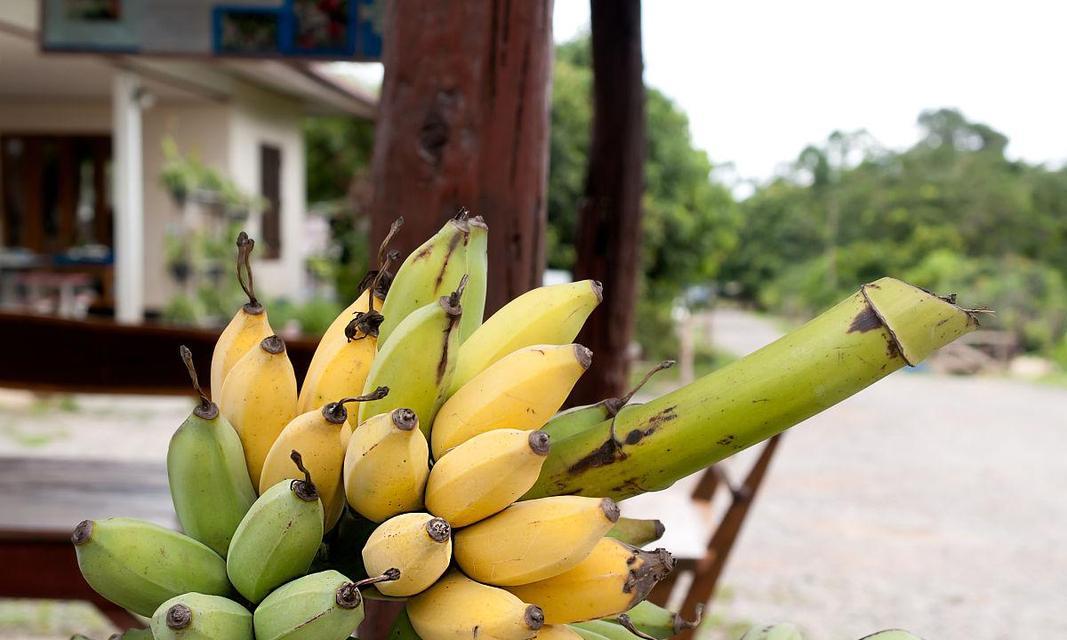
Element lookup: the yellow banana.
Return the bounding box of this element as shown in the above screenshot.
[361,512,452,597]
[357,280,466,432]
[431,344,590,457]
[506,538,674,624]
[535,626,585,640]
[458,215,488,343]
[378,213,473,346]
[453,496,620,586]
[343,408,429,522]
[219,335,298,489]
[407,570,545,640]
[424,429,551,527]
[259,388,387,529]
[211,232,273,395]
[450,280,602,393]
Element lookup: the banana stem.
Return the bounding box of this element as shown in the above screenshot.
[235,232,262,313]
[354,568,402,588]
[322,387,390,424]
[526,278,980,501]
[606,360,676,415]
[289,450,319,501]
[179,345,217,420]
[618,615,659,640]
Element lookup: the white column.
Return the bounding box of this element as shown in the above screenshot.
[112,71,145,324]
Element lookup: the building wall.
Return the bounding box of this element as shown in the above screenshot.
[227,80,307,303]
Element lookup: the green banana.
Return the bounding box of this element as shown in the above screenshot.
[606,518,665,548]
[227,451,325,603]
[527,279,978,500]
[573,621,643,640]
[571,628,612,640]
[71,517,230,617]
[610,601,699,639]
[358,278,466,431]
[150,593,252,640]
[168,346,257,557]
[542,361,673,442]
[252,569,399,640]
[378,212,473,346]
[738,623,803,640]
[107,630,153,639]
[459,215,488,343]
[858,632,924,640]
[389,608,422,640]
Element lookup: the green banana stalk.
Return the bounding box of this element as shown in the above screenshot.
[252,569,399,640]
[858,631,924,640]
[610,601,699,639]
[527,278,978,500]
[150,593,252,640]
[543,360,674,442]
[378,212,473,346]
[605,518,666,547]
[168,346,257,557]
[739,624,804,640]
[227,451,325,603]
[72,517,230,617]
[358,278,466,431]
[459,215,489,343]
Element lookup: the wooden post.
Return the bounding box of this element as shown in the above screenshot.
[369,0,554,318]
[570,0,646,403]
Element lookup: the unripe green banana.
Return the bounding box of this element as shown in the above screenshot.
[107,630,153,640]
[388,608,421,640]
[150,593,252,640]
[572,621,643,640]
[378,213,473,346]
[362,513,452,596]
[357,279,466,431]
[458,215,488,343]
[168,346,256,557]
[738,623,804,640]
[453,496,619,586]
[570,628,611,640]
[253,569,399,640]
[450,280,602,393]
[857,632,923,640]
[72,517,230,617]
[609,601,698,639]
[542,361,673,443]
[536,626,585,640]
[227,451,325,603]
[605,518,666,548]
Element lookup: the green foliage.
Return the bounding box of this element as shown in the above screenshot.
[548,36,741,354]
[721,108,1067,356]
[266,297,345,338]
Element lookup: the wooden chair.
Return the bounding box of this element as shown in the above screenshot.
[647,434,783,640]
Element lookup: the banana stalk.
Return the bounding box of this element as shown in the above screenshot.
[527,278,979,501]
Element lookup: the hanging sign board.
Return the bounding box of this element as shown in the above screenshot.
[40,0,383,61]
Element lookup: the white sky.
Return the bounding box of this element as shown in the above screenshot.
[553,0,1067,185]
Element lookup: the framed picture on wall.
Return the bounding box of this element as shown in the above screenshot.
[282,0,356,57]
[213,6,283,56]
[41,0,142,52]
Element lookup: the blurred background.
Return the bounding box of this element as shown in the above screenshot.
[0,1,1065,639]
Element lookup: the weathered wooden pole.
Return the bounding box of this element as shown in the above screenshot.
[369,0,554,318]
[570,0,646,403]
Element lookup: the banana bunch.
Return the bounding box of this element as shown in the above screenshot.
[71,223,685,640]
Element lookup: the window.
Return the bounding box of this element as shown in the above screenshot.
[259,143,282,259]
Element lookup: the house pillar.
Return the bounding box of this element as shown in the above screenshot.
[112,71,145,324]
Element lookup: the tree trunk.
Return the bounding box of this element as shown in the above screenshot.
[570,0,646,403]
[369,0,554,318]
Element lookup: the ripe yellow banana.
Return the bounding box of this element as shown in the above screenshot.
[407,570,545,640]
[431,344,590,457]
[378,213,473,346]
[458,215,488,343]
[219,335,297,489]
[71,517,230,617]
[361,512,452,597]
[150,593,252,640]
[506,538,674,624]
[535,626,585,640]
[253,569,399,640]
[259,388,387,530]
[211,232,273,395]
[453,496,620,586]
[167,346,256,557]
[450,280,602,393]
[357,280,465,432]
[227,452,325,603]
[343,408,429,522]
[424,429,551,527]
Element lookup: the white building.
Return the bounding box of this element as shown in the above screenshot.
[0,1,375,322]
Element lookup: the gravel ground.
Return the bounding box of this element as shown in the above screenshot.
[1,308,1064,639]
